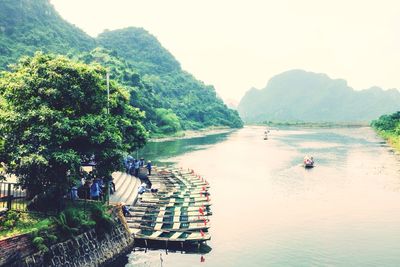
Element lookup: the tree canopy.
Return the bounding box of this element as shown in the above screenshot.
[371,112,400,134]
[0,53,147,199]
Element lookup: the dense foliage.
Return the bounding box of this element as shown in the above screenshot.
[371,112,400,132]
[0,1,243,135]
[238,69,400,123]
[0,53,147,202]
[371,111,400,151]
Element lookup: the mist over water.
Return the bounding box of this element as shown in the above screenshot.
[119,126,400,266]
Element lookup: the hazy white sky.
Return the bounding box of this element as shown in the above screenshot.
[50,0,400,103]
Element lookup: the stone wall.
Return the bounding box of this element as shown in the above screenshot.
[0,233,36,266]
[0,207,134,267]
[24,223,133,267]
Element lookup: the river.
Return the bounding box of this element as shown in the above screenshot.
[115,126,400,266]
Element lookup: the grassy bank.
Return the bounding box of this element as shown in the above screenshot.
[0,212,52,239]
[375,131,400,152]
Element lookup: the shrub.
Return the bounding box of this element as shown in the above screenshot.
[30,224,58,253]
[53,207,95,239]
[90,204,115,237]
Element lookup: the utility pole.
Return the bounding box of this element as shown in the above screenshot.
[106,71,110,204]
[106,71,110,114]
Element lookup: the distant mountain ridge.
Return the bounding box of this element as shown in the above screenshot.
[0,0,242,133]
[238,69,400,123]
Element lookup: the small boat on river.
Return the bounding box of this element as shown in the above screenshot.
[303,156,314,168]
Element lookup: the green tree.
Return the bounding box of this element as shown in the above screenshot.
[0,53,147,208]
[155,108,181,134]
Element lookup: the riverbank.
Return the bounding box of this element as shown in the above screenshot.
[371,112,400,153]
[149,126,235,142]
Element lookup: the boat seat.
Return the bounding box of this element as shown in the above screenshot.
[172,222,180,230]
[149,231,163,238]
[169,232,183,240]
[186,232,201,240]
[154,223,163,230]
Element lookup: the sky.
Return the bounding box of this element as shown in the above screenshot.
[50,0,400,104]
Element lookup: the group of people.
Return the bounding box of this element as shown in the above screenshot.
[70,170,116,201]
[69,155,154,204]
[124,156,152,177]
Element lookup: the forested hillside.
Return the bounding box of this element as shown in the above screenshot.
[97,28,243,131]
[238,70,400,123]
[0,0,242,135]
[0,0,95,69]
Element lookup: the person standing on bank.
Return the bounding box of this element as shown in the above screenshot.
[134,159,140,177]
[90,179,101,200]
[146,160,152,176]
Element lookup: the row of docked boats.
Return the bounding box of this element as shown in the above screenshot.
[126,167,212,247]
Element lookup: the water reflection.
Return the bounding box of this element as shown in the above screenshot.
[138,132,231,165]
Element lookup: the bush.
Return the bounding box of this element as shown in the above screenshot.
[52,203,114,239]
[0,210,20,231]
[53,207,95,239]
[30,224,58,253]
[90,204,114,237]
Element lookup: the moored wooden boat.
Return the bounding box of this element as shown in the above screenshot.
[130,228,211,244]
[128,220,210,232]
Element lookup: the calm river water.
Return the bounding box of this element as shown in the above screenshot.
[116,126,400,266]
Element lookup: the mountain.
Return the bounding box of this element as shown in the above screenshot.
[0,0,242,134]
[97,27,243,130]
[238,70,400,123]
[0,0,95,69]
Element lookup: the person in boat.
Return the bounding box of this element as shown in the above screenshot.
[138,182,150,194]
[303,156,314,166]
[122,204,131,217]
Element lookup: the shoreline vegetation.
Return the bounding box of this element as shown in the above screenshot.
[376,131,400,153]
[371,112,400,153]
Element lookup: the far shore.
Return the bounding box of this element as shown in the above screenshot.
[149,127,236,142]
[248,121,370,128]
